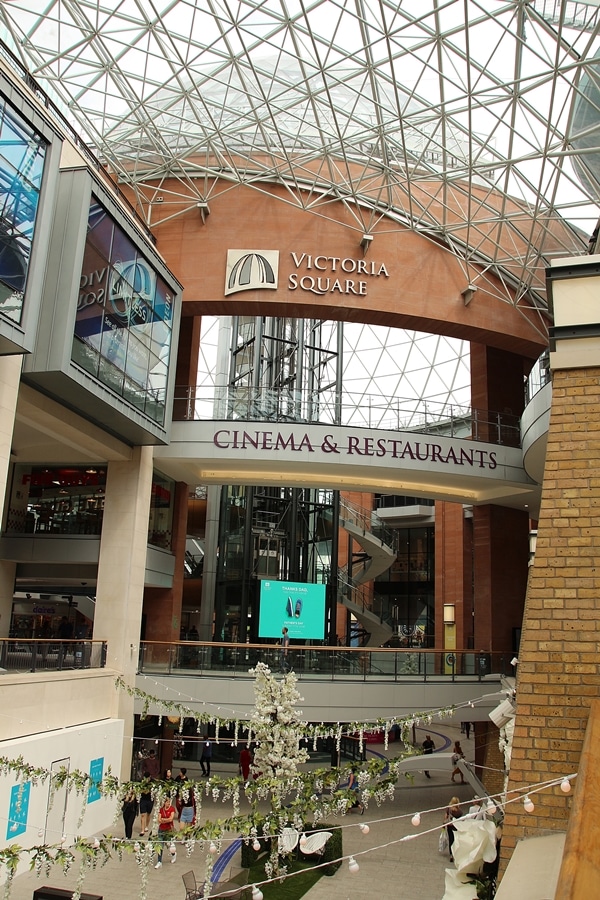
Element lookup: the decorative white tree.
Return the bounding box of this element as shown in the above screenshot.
[249,662,309,780]
[247,662,310,878]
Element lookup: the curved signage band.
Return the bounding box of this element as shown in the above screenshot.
[155,419,540,511]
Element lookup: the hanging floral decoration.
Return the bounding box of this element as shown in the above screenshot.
[0,665,498,900]
[116,674,463,744]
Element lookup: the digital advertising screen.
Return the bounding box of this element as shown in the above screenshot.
[258,580,326,640]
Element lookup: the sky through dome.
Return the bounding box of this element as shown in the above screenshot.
[2,0,600,410]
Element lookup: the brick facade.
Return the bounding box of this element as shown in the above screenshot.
[501,366,600,863]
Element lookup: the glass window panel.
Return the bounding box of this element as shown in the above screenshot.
[0,98,47,323]
[123,329,150,385]
[148,355,168,396]
[76,242,111,353]
[99,308,128,368]
[86,202,115,259]
[98,351,125,394]
[71,335,100,378]
[72,197,175,423]
[154,276,174,326]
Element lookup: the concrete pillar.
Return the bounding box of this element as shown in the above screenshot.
[93,446,153,779]
[0,356,22,637]
[435,501,472,650]
[0,561,16,638]
[469,343,531,656]
[501,256,600,867]
[199,485,221,641]
[0,355,21,512]
[472,504,529,655]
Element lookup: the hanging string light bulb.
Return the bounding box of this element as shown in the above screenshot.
[348,856,360,874]
[252,885,263,900]
[411,813,421,827]
[359,823,370,835]
[523,796,535,813]
[560,778,571,794]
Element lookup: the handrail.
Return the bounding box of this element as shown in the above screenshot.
[0,638,107,673]
[339,495,397,555]
[172,384,521,447]
[138,640,510,681]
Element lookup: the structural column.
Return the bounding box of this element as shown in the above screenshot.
[470,343,531,656]
[501,256,600,865]
[0,356,22,636]
[93,446,153,778]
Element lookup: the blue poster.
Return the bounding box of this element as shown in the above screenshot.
[6,782,30,839]
[88,757,104,803]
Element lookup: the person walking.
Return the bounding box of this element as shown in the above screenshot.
[444,796,463,863]
[200,737,212,777]
[422,734,435,778]
[348,766,364,814]
[178,785,195,828]
[280,627,290,672]
[451,740,466,784]
[141,748,160,780]
[121,790,138,840]
[239,745,253,784]
[154,798,177,868]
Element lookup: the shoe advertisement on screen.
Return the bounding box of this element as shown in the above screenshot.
[258,580,326,639]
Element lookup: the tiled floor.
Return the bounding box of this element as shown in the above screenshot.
[7,725,476,900]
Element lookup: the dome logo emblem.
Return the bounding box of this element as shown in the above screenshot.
[225,250,279,296]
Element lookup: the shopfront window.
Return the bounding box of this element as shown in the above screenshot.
[148,471,174,549]
[6,465,106,535]
[0,96,46,324]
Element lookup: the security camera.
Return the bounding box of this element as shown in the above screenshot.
[489,698,516,728]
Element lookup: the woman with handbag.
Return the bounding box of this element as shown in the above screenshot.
[444,796,463,863]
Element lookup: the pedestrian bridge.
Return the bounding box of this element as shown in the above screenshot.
[155,418,541,512]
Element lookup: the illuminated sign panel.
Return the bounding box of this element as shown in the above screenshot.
[72,200,173,424]
[258,580,326,640]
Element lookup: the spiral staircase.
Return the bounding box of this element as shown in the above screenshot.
[338,497,396,647]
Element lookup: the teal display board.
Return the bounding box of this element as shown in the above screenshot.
[6,782,30,839]
[258,580,326,639]
[88,757,104,803]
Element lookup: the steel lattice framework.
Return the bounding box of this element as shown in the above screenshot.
[2,1,600,331]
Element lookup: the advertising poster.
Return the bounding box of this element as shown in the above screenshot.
[88,757,104,803]
[6,782,30,839]
[258,580,326,640]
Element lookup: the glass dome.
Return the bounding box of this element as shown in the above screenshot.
[1,1,599,310]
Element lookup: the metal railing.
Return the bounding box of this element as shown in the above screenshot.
[173,384,521,446]
[0,639,107,674]
[138,640,510,681]
[337,573,394,630]
[339,495,397,556]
